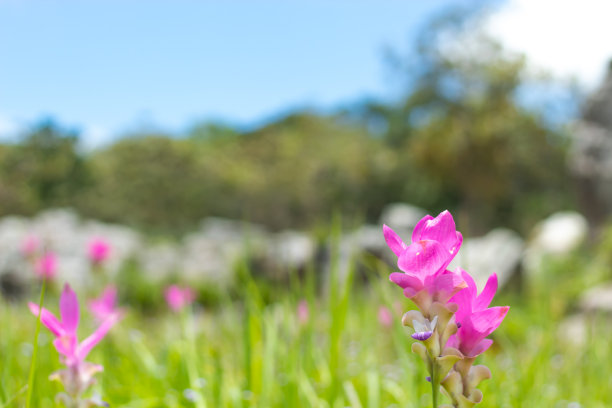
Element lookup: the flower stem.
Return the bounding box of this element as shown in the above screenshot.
[431,359,439,408]
[26,279,47,408]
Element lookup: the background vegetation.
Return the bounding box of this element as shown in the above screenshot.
[0,11,576,236]
[2,229,611,407]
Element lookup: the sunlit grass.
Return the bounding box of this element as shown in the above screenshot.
[1,249,610,407]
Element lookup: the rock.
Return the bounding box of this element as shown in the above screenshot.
[529,212,588,254]
[448,228,524,290]
[579,283,612,313]
[198,217,269,246]
[179,217,270,285]
[138,243,181,284]
[523,212,588,275]
[558,314,588,347]
[180,234,239,286]
[267,230,315,271]
[352,224,386,255]
[380,203,427,232]
[560,281,612,347]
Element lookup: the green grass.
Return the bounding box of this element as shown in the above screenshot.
[1,249,611,407]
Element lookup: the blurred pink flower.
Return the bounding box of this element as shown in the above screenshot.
[297,300,309,325]
[29,284,119,400]
[378,306,393,328]
[29,284,119,367]
[35,252,57,280]
[89,285,123,322]
[164,285,196,311]
[88,238,110,265]
[446,271,509,357]
[21,235,40,258]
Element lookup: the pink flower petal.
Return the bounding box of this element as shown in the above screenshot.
[59,284,79,334]
[470,306,509,337]
[29,302,63,337]
[403,286,420,298]
[383,225,407,257]
[53,334,78,361]
[35,252,57,279]
[446,333,459,349]
[412,211,462,255]
[411,215,434,243]
[458,306,509,354]
[165,285,196,311]
[449,269,478,322]
[77,314,119,362]
[426,269,466,304]
[467,338,494,357]
[474,273,498,312]
[389,272,423,291]
[397,240,449,280]
[89,285,118,321]
[88,238,111,264]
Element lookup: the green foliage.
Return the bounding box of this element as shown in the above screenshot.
[0,120,91,216]
[81,135,209,234]
[3,250,611,407]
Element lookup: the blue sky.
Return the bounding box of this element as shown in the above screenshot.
[0,0,464,145]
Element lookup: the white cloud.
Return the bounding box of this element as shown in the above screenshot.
[485,0,612,88]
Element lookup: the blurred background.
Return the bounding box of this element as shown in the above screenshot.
[0,0,612,407]
[1,0,610,286]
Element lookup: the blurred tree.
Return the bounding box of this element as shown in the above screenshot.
[187,121,240,142]
[81,134,212,234]
[0,120,90,216]
[356,8,574,233]
[193,113,391,229]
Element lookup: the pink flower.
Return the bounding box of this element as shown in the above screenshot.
[35,252,57,280]
[28,284,119,367]
[21,235,40,258]
[446,271,509,357]
[297,300,310,325]
[385,211,466,304]
[88,285,123,322]
[164,285,196,311]
[88,238,110,265]
[378,306,393,328]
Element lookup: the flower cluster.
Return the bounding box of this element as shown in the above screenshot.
[384,210,508,407]
[29,284,120,407]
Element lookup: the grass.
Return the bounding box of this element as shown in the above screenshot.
[1,244,611,407]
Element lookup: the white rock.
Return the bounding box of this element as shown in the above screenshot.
[379,203,427,232]
[579,283,612,313]
[558,314,588,347]
[523,211,588,275]
[267,230,315,270]
[138,243,181,283]
[529,212,588,254]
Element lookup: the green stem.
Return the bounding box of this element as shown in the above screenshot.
[182,308,206,408]
[431,358,439,408]
[26,279,47,408]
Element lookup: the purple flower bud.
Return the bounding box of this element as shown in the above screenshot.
[426,376,431,382]
[411,330,433,341]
